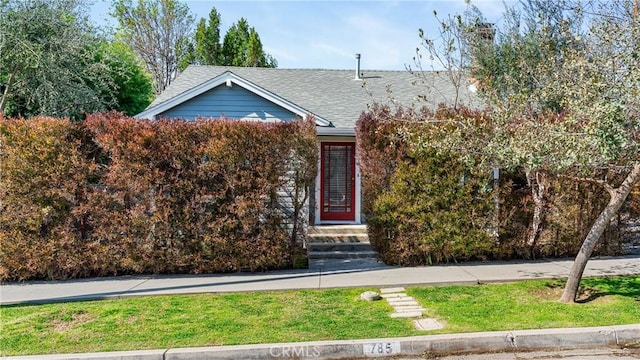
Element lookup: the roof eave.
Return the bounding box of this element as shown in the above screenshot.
[317,127,355,136]
[134,71,332,127]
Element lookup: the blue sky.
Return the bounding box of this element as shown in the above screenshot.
[90,0,512,70]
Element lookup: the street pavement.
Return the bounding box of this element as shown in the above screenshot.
[1,255,639,305]
[434,348,640,359]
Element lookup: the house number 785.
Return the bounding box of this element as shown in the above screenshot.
[363,342,401,356]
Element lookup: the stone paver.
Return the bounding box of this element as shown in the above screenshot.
[386,295,413,301]
[380,293,408,298]
[391,310,424,318]
[414,317,445,331]
[381,286,445,330]
[381,287,425,319]
[387,299,420,307]
[380,287,406,294]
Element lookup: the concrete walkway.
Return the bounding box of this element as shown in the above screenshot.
[2,255,639,305]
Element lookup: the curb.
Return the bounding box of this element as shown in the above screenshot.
[3,324,639,360]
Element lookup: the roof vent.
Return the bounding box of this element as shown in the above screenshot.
[355,53,361,80]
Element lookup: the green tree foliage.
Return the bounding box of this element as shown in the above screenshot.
[221,18,277,68]
[472,0,640,303]
[176,8,222,71]
[0,0,115,119]
[111,0,195,94]
[95,41,154,116]
[418,0,640,302]
[469,0,586,113]
[195,8,222,66]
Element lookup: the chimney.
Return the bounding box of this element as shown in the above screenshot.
[355,53,361,80]
[475,22,495,42]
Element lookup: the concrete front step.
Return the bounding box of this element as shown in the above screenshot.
[307,225,377,265]
[307,233,370,243]
[308,242,373,252]
[308,257,388,271]
[308,250,378,259]
[308,225,368,235]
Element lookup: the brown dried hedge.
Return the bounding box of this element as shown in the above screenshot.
[0,113,317,281]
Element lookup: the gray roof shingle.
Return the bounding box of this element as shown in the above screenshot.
[147,65,479,128]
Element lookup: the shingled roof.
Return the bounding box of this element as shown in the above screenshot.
[141,65,479,128]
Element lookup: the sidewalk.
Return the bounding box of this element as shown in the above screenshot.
[2,255,639,305]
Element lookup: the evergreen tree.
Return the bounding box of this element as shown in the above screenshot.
[219,17,277,67]
[195,8,222,65]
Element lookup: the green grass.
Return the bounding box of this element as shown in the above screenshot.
[1,276,639,356]
[0,288,417,356]
[408,276,640,334]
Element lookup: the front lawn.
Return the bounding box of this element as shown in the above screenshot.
[1,276,638,356]
[409,276,640,334]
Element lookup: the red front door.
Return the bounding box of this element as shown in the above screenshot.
[320,142,356,221]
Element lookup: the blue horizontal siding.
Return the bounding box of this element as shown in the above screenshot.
[158,84,299,122]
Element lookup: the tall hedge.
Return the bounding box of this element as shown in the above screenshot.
[357,106,496,265]
[497,170,621,259]
[356,105,626,266]
[0,116,101,280]
[0,113,317,280]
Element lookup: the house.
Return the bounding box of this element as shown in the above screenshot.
[135,55,477,226]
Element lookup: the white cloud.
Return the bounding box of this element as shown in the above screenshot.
[264,46,299,64]
[312,43,354,60]
[340,11,421,69]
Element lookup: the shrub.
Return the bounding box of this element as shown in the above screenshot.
[0,117,106,280]
[85,113,317,274]
[357,106,496,265]
[356,105,627,266]
[0,113,317,281]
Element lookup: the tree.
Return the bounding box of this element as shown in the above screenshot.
[111,0,195,94]
[176,8,222,72]
[0,0,116,119]
[96,40,154,116]
[418,0,640,303]
[221,18,277,68]
[473,0,588,253]
[552,0,640,303]
[195,8,222,66]
[411,6,484,111]
[475,0,640,303]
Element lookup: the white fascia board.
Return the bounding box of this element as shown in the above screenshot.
[135,71,332,127]
[316,127,355,136]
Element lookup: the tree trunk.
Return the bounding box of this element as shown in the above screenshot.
[525,169,546,253]
[0,67,18,115]
[560,163,640,303]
